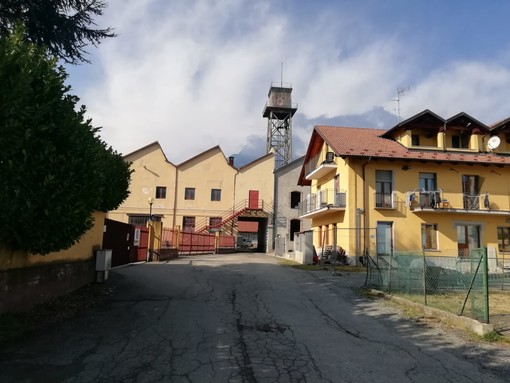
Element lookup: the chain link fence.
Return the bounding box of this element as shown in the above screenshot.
[366,248,490,323]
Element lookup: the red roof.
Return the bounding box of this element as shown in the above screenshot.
[315,125,510,165]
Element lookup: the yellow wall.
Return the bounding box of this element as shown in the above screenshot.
[108,143,275,232]
[175,148,237,228]
[306,138,510,258]
[235,155,275,209]
[0,211,105,271]
[362,160,510,255]
[108,143,177,227]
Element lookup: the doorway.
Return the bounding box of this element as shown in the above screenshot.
[376,222,393,256]
[457,224,480,258]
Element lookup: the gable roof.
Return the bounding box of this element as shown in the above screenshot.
[177,145,226,168]
[298,123,510,185]
[381,109,490,139]
[123,141,174,165]
[237,152,275,172]
[445,112,490,134]
[490,116,510,132]
[381,109,445,139]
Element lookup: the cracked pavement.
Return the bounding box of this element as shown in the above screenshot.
[1,253,509,382]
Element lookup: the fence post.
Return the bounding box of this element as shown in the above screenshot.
[387,253,392,294]
[482,247,490,323]
[422,248,428,306]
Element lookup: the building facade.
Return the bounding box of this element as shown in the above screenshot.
[273,156,311,255]
[298,109,510,266]
[108,142,275,252]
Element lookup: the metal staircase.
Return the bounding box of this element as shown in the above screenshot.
[195,199,269,234]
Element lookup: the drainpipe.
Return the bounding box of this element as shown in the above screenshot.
[272,169,277,252]
[172,166,178,228]
[356,208,364,265]
[232,164,240,239]
[360,157,371,260]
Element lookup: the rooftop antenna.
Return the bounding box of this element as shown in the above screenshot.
[392,86,410,123]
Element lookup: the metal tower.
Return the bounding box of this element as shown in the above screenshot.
[263,83,297,169]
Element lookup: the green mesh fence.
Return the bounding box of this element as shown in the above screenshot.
[366,249,489,323]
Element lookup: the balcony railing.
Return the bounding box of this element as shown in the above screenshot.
[304,151,336,180]
[299,189,346,217]
[408,189,508,213]
[375,191,397,209]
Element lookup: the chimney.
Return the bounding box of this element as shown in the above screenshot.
[228,156,235,166]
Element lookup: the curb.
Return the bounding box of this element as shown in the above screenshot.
[370,289,494,336]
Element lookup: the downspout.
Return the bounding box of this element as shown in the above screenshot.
[232,169,238,237]
[172,166,178,228]
[272,169,277,253]
[359,157,372,260]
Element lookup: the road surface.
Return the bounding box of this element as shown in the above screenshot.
[1,253,509,382]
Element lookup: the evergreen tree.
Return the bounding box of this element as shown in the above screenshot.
[0,0,115,64]
[0,29,130,254]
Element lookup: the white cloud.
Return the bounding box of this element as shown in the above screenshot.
[69,0,510,163]
[402,62,510,124]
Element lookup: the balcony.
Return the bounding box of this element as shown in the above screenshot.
[375,191,397,209]
[304,152,336,180]
[298,189,346,219]
[407,189,510,215]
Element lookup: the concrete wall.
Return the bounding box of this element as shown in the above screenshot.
[274,157,311,254]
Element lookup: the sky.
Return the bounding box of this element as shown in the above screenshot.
[65,0,510,166]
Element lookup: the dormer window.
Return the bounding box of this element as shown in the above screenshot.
[411,134,420,146]
[452,134,469,149]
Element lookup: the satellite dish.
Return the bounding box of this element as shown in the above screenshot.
[487,136,501,150]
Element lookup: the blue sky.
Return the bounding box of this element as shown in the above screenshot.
[65,0,510,165]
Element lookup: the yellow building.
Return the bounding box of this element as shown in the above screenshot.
[108,142,275,252]
[298,109,510,265]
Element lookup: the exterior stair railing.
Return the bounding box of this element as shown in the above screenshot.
[195,199,269,233]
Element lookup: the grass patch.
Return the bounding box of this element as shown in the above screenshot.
[278,259,366,273]
[0,283,114,343]
[469,330,510,345]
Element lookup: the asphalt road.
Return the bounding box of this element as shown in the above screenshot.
[1,253,509,382]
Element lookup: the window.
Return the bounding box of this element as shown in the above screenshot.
[411,134,420,146]
[290,191,301,209]
[155,186,166,199]
[128,215,161,225]
[184,187,195,200]
[209,217,222,231]
[452,134,469,148]
[421,224,438,250]
[290,219,301,241]
[375,170,393,208]
[497,227,510,251]
[211,189,221,201]
[183,216,195,232]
